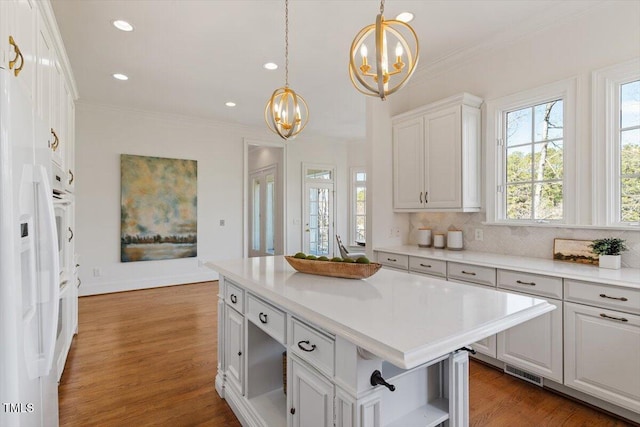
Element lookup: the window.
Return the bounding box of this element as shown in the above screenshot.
[505,100,564,220]
[618,80,639,224]
[593,59,640,227]
[350,168,366,245]
[486,78,576,224]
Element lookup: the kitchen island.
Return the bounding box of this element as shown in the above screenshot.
[208,256,554,427]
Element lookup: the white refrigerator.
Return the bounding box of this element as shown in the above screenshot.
[0,65,60,426]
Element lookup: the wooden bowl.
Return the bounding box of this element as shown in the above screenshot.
[284,256,382,279]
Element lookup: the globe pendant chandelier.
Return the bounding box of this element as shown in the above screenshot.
[349,0,419,100]
[265,0,309,140]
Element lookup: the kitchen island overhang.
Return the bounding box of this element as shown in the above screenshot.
[208,256,555,427]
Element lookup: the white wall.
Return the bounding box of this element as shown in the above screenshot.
[77,103,353,295]
[77,103,281,295]
[367,1,640,267]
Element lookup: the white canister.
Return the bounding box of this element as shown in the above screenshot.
[433,234,445,249]
[447,230,463,250]
[417,228,432,247]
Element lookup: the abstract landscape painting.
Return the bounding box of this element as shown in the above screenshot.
[121,154,197,262]
[553,238,598,265]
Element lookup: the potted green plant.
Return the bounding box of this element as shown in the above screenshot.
[590,238,627,269]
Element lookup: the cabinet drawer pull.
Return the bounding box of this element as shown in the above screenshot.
[425,191,428,204]
[68,170,74,185]
[461,271,476,276]
[419,191,423,204]
[297,340,316,352]
[258,312,268,324]
[51,129,60,151]
[516,280,536,286]
[68,227,73,242]
[290,408,296,415]
[600,313,628,322]
[8,36,24,77]
[230,294,237,304]
[599,294,628,302]
[419,263,432,268]
[387,258,397,262]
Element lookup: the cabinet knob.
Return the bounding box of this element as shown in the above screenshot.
[238,351,242,356]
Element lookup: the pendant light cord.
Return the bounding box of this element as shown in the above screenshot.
[285,0,289,87]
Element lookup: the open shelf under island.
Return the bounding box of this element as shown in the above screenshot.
[207,256,553,427]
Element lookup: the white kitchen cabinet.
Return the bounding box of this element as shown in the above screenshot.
[289,356,333,427]
[497,295,563,383]
[392,93,482,212]
[225,305,245,394]
[3,0,36,103]
[564,301,640,413]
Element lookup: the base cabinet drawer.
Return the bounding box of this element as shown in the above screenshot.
[225,280,245,313]
[498,269,562,299]
[497,296,563,383]
[409,257,447,278]
[565,280,640,315]
[247,294,286,344]
[564,302,640,413]
[290,318,335,378]
[448,262,496,287]
[376,252,409,270]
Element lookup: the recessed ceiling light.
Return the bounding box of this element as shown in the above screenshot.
[225,102,236,107]
[112,20,134,32]
[112,73,129,81]
[396,12,414,23]
[263,62,278,70]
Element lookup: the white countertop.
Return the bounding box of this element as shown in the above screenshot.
[376,246,640,290]
[207,256,554,370]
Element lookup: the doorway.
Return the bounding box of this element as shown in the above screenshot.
[245,140,285,258]
[302,164,335,257]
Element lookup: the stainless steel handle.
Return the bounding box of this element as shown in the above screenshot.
[387,258,397,262]
[461,271,476,276]
[600,313,628,322]
[516,280,536,286]
[599,294,628,302]
[420,263,432,268]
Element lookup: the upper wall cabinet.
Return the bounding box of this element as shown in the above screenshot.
[392,93,482,212]
[2,0,37,102]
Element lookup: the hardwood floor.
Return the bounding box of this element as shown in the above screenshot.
[59,282,634,426]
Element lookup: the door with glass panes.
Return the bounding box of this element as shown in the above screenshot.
[249,165,277,257]
[302,165,335,257]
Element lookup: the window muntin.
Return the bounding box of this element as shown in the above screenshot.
[619,80,640,224]
[504,100,564,221]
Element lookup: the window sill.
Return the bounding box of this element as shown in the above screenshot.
[482,221,640,231]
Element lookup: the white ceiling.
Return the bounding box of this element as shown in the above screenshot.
[51,0,601,140]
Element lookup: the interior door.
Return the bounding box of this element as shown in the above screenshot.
[303,181,334,257]
[249,166,277,257]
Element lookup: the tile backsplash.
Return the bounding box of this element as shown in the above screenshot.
[410,213,640,268]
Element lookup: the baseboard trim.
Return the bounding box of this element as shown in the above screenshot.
[78,271,217,296]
